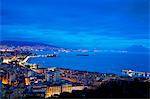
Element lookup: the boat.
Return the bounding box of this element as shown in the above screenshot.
[76,54,89,56]
[47,54,57,57]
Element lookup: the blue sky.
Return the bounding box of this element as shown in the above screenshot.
[1,0,149,49]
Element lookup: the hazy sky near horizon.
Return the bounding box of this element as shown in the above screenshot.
[1,0,149,49]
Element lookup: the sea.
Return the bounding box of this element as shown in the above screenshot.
[28,51,150,75]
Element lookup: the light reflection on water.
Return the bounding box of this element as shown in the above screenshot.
[28,51,150,75]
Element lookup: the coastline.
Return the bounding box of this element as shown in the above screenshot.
[1,50,150,98]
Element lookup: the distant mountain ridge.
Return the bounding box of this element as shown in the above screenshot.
[0,41,149,52]
[0,40,57,48]
[125,45,149,52]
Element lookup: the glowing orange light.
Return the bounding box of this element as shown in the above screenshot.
[25,78,30,85]
[2,77,9,84]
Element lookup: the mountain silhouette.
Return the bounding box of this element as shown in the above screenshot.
[0,40,57,48]
[126,45,149,52]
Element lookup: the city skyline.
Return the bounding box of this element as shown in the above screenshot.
[1,0,149,49]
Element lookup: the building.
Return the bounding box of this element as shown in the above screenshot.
[46,71,61,84]
[46,84,87,98]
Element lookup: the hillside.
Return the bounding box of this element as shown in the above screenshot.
[0,40,57,48]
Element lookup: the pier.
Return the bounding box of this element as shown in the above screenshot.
[122,70,150,78]
[22,55,48,63]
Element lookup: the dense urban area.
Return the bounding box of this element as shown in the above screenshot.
[0,45,150,98]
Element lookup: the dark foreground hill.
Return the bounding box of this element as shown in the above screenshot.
[56,79,149,98]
